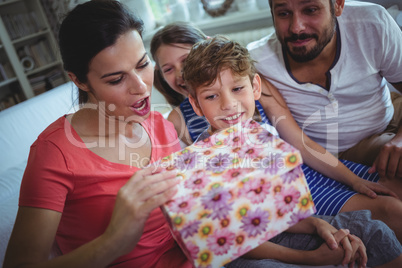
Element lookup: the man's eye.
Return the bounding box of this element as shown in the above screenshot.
[276,11,289,17]
[305,7,318,14]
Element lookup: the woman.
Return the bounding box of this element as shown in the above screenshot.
[3,1,190,267]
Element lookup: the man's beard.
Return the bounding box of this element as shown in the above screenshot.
[282,20,336,63]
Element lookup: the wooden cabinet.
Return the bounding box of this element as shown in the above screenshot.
[0,0,67,110]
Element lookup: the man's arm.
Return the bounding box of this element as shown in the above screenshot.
[258,77,398,197]
[391,82,402,93]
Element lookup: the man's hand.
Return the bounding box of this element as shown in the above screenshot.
[370,136,402,179]
[350,178,399,199]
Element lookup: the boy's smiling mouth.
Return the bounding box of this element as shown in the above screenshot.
[220,112,244,124]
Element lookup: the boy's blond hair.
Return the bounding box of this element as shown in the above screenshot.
[182,35,257,98]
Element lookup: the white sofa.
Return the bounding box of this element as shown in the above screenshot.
[0,82,78,265]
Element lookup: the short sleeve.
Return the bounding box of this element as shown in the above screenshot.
[19,138,74,212]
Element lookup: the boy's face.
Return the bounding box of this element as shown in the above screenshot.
[189,69,261,133]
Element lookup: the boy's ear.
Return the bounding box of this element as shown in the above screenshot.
[252,74,262,100]
[188,94,204,117]
[68,72,90,92]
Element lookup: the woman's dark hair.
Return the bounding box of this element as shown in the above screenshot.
[58,0,144,104]
[150,22,206,107]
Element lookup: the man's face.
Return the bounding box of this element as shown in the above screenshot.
[271,0,336,62]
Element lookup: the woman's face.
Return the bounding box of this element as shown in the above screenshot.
[82,30,154,123]
[155,43,193,97]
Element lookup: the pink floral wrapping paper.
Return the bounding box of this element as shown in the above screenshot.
[158,120,316,268]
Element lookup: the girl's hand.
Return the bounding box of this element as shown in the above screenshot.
[104,166,179,255]
[351,178,398,199]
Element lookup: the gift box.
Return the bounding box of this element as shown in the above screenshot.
[158,119,316,268]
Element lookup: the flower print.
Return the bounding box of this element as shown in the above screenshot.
[258,153,283,175]
[197,209,211,220]
[280,167,301,184]
[286,210,313,226]
[212,138,228,149]
[185,240,200,260]
[222,168,248,182]
[175,150,198,170]
[207,228,236,256]
[239,178,271,204]
[258,230,281,244]
[285,153,300,168]
[169,195,196,214]
[206,153,232,173]
[194,136,214,148]
[223,126,236,136]
[197,249,213,268]
[226,131,246,148]
[256,128,274,144]
[277,141,294,152]
[275,186,301,214]
[172,215,185,228]
[235,204,250,220]
[210,204,232,220]
[184,169,210,190]
[203,149,212,156]
[271,181,283,195]
[199,223,214,238]
[201,187,232,211]
[237,146,262,160]
[180,220,201,239]
[244,119,259,129]
[220,218,230,228]
[232,245,253,259]
[298,194,316,213]
[240,207,270,237]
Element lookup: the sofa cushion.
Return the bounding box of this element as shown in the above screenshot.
[0,82,78,174]
[0,161,26,203]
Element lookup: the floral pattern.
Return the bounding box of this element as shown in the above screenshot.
[158,119,316,268]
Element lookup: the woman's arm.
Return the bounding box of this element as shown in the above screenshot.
[3,167,179,268]
[167,107,193,146]
[259,78,397,198]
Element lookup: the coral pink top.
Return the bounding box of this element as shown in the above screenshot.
[20,112,191,267]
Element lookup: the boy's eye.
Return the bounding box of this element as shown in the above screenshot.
[205,94,216,100]
[233,87,243,92]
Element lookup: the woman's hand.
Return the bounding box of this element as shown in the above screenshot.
[350,178,399,199]
[103,166,179,255]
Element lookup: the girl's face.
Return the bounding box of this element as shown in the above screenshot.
[190,69,261,134]
[73,30,154,123]
[155,43,193,97]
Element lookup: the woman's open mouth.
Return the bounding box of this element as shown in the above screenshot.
[130,96,150,116]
